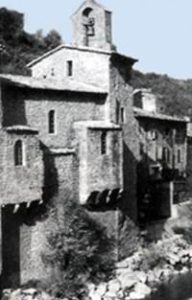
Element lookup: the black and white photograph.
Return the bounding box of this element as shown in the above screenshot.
[0,0,192,299]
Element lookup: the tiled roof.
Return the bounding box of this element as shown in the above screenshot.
[133,107,189,123]
[0,73,107,94]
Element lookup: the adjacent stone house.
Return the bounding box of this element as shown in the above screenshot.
[0,0,188,289]
[133,89,188,220]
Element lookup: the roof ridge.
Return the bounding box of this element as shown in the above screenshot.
[27,44,112,68]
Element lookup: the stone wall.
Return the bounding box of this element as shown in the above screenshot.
[136,118,187,175]
[72,0,113,51]
[133,89,157,113]
[87,129,122,194]
[30,46,110,90]
[2,85,106,149]
[1,85,27,127]
[0,129,43,206]
[74,122,122,205]
[110,56,139,222]
[1,200,58,288]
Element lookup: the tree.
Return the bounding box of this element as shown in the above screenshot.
[42,195,116,299]
[0,7,63,75]
[0,7,24,45]
[45,30,62,50]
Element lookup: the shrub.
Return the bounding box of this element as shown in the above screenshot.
[42,195,116,299]
[118,213,141,260]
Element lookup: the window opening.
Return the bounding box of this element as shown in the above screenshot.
[48,110,55,134]
[82,7,95,46]
[120,107,125,123]
[147,129,157,141]
[177,149,181,163]
[51,68,55,77]
[101,131,107,155]
[14,140,24,166]
[163,147,170,164]
[67,60,73,77]
[116,100,120,124]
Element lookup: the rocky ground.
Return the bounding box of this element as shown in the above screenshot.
[87,235,192,300]
[4,202,192,300]
[3,235,192,300]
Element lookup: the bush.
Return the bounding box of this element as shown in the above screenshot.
[42,195,116,299]
[118,213,141,260]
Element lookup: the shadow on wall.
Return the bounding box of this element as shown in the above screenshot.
[137,154,172,221]
[121,142,138,222]
[1,200,51,291]
[1,143,59,291]
[40,142,58,203]
[136,154,173,242]
[2,86,27,127]
[1,205,21,289]
[86,188,123,211]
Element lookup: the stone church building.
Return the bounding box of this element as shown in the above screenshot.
[0,0,188,288]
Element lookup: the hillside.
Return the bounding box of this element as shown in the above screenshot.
[0,7,62,75]
[131,70,192,118]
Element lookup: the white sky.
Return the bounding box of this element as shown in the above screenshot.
[0,0,192,79]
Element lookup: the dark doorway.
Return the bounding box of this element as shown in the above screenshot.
[1,205,20,289]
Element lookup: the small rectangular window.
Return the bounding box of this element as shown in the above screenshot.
[116,100,120,124]
[120,107,125,123]
[177,149,181,163]
[48,110,55,134]
[163,147,170,164]
[15,140,24,166]
[67,60,73,77]
[101,131,107,155]
[140,143,144,156]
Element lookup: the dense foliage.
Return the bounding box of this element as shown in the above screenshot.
[43,196,116,299]
[131,70,192,118]
[0,7,62,75]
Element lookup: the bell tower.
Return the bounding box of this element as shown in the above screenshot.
[71,0,114,51]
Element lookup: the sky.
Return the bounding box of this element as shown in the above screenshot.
[0,0,192,79]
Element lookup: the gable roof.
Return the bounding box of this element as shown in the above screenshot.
[27,43,137,70]
[27,44,111,68]
[0,74,108,94]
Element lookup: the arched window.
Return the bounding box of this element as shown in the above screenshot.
[14,140,23,166]
[48,110,55,134]
[101,131,107,155]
